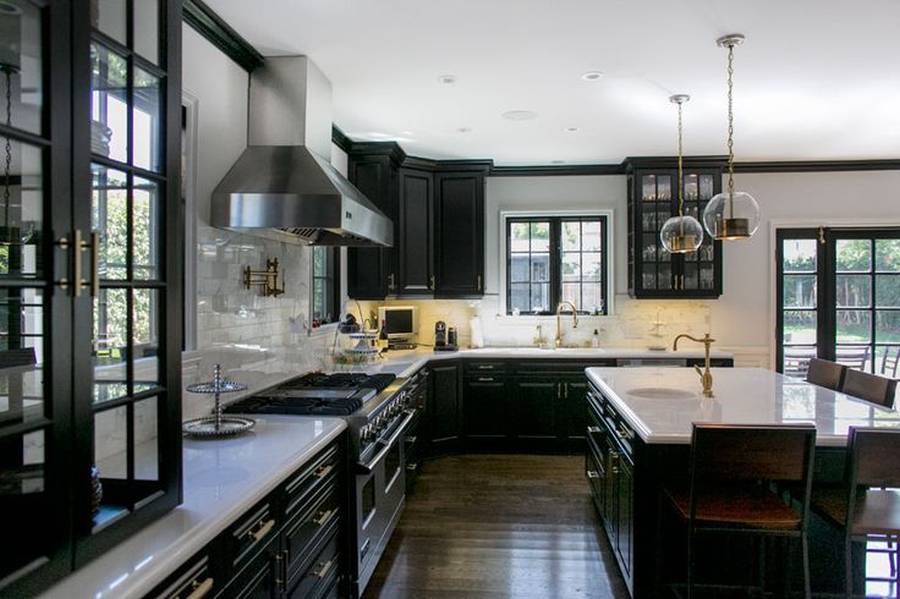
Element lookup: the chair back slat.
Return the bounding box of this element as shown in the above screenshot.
[690,424,816,484]
[842,368,897,409]
[849,428,900,489]
[806,358,846,391]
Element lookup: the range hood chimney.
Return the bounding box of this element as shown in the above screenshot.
[211,56,393,247]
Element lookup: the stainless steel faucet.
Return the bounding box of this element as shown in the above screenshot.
[555,301,579,348]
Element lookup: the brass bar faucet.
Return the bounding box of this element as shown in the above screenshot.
[555,301,579,348]
[673,332,716,397]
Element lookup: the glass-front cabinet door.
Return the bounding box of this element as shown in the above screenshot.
[627,160,724,299]
[0,1,75,593]
[0,0,182,594]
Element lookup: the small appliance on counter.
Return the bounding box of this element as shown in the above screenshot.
[434,321,457,352]
[378,305,418,350]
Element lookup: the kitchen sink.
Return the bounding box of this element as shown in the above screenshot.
[627,387,698,400]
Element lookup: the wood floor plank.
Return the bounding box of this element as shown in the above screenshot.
[362,454,629,599]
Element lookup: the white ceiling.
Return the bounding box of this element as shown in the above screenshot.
[206,0,900,165]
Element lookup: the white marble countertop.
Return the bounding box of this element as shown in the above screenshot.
[346,346,734,379]
[585,367,900,446]
[40,416,346,599]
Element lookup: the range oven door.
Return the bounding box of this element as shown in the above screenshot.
[354,410,414,595]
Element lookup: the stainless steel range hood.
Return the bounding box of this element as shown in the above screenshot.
[211,56,393,247]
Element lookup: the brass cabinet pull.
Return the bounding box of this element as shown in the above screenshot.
[274,551,284,590]
[249,518,275,542]
[564,384,569,399]
[88,232,99,297]
[388,273,396,290]
[59,229,99,297]
[315,464,334,479]
[609,452,620,475]
[556,384,561,399]
[586,470,601,480]
[312,557,336,579]
[312,508,335,527]
[586,426,602,434]
[477,376,494,382]
[185,577,214,599]
[429,275,435,289]
[476,274,482,291]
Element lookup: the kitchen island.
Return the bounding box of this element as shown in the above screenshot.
[583,366,900,597]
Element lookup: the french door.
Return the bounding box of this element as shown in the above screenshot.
[776,227,900,381]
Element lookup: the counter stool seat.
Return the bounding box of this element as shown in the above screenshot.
[666,484,803,530]
[812,487,900,536]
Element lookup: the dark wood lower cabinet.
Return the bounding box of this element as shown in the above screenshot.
[148,439,344,599]
[427,362,462,455]
[463,376,509,442]
[513,380,559,447]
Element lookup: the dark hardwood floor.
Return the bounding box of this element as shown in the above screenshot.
[362,454,629,599]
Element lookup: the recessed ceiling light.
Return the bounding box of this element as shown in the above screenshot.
[581,71,604,81]
[502,110,538,121]
[564,127,579,133]
[438,74,457,85]
[457,127,472,133]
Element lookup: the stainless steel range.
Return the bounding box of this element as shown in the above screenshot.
[225,369,427,598]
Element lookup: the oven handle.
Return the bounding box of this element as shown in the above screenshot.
[356,410,416,475]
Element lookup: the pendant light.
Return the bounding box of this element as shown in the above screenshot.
[702,34,760,241]
[660,94,704,254]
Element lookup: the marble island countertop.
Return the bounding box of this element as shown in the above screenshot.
[41,416,347,599]
[585,367,900,446]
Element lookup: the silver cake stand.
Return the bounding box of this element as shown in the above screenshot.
[183,364,255,439]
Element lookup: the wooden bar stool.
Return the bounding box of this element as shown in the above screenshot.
[662,423,816,598]
[841,368,898,409]
[811,427,900,598]
[806,357,847,391]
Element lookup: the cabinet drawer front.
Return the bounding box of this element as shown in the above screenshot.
[284,445,340,517]
[153,555,214,599]
[286,532,340,599]
[229,502,279,570]
[283,484,341,586]
[464,361,506,374]
[216,537,280,599]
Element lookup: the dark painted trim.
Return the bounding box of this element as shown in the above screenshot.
[333,126,900,176]
[733,159,900,173]
[183,0,264,72]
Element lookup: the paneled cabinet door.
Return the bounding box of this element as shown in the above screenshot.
[347,155,396,299]
[433,172,485,298]
[562,379,589,444]
[513,380,559,444]
[615,454,635,582]
[428,364,461,453]
[463,377,508,440]
[398,168,433,295]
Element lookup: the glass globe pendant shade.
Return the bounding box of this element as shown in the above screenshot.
[660,215,704,254]
[702,190,760,240]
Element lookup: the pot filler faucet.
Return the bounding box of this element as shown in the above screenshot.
[555,301,579,348]
[673,332,716,398]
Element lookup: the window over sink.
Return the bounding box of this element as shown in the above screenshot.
[504,214,611,315]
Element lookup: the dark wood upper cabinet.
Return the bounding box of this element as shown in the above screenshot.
[347,154,397,299]
[433,172,485,298]
[625,158,724,299]
[397,168,433,295]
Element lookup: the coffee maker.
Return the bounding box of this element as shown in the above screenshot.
[434,321,458,352]
[434,321,447,348]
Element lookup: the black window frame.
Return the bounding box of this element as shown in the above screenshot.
[506,215,609,316]
[776,226,900,377]
[311,246,340,325]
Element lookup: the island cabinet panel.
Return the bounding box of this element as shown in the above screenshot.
[433,172,486,298]
[397,168,434,295]
[427,362,463,455]
[146,439,345,599]
[561,377,591,447]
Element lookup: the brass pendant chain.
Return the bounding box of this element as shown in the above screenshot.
[725,42,736,216]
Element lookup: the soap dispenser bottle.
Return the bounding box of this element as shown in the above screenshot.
[591,329,600,348]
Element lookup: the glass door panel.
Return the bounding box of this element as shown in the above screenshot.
[777,234,819,375]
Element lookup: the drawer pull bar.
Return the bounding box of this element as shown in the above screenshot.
[315,464,334,479]
[586,426,602,434]
[186,577,214,599]
[249,518,275,542]
[313,508,335,527]
[312,557,337,579]
[586,470,601,480]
